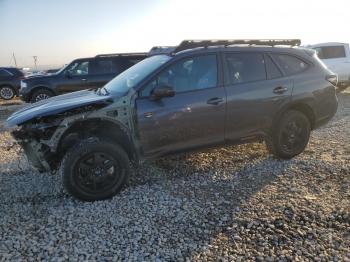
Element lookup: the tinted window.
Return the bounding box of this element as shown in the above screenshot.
[315,46,346,59]
[225,53,266,84]
[0,69,12,77]
[92,59,119,74]
[265,55,283,79]
[142,55,217,96]
[67,61,89,76]
[272,54,308,75]
[121,57,144,70]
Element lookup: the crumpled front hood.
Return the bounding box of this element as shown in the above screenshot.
[6,90,114,127]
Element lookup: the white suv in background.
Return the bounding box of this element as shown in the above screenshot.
[307,42,350,91]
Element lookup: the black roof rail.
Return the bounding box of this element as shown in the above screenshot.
[174,39,301,53]
[95,52,147,58]
[148,46,177,56]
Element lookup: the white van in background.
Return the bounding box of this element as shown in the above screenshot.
[307,42,350,91]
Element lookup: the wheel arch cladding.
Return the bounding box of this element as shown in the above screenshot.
[274,102,316,131]
[57,118,136,162]
[30,86,55,97]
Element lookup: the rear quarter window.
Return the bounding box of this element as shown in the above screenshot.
[272,54,308,76]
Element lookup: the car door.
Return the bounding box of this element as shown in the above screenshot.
[223,52,293,141]
[56,60,91,93]
[135,54,226,157]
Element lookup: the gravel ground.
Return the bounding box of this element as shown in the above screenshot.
[0,93,349,261]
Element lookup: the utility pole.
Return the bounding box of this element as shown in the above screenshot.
[32,56,38,70]
[12,52,18,67]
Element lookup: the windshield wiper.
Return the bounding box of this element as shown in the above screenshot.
[102,87,110,95]
[96,87,110,96]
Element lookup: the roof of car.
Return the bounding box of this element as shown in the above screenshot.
[149,39,305,57]
[0,67,19,70]
[71,53,147,62]
[306,42,349,48]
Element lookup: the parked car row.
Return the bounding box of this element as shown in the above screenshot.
[19,53,147,103]
[1,41,349,103]
[0,67,24,100]
[7,39,338,201]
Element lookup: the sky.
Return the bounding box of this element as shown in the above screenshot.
[1,0,350,69]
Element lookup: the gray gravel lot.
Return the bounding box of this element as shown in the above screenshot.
[0,93,349,261]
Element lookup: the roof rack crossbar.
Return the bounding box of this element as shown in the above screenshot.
[148,46,177,56]
[95,52,147,58]
[174,39,301,53]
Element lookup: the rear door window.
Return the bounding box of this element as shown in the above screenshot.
[140,54,218,96]
[224,53,266,85]
[264,55,283,79]
[314,46,346,59]
[120,57,144,71]
[271,54,308,76]
[92,59,120,74]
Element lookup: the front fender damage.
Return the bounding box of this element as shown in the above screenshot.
[10,98,135,172]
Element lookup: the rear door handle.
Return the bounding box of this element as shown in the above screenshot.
[273,86,288,94]
[81,78,87,81]
[207,97,224,105]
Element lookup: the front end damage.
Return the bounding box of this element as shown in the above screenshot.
[7,89,138,173]
[10,104,108,172]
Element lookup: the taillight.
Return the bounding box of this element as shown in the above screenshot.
[326,74,338,86]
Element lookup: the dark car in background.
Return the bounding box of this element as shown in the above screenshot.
[19,53,146,103]
[0,67,24,100]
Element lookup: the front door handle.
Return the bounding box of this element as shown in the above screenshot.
[207,97,224,105]
[144,112,153,118]
[81,78,87,81]
[273,86,288,94]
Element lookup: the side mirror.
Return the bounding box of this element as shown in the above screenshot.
[151,85,175,100]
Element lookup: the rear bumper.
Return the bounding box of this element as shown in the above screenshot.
[314,93,338,129]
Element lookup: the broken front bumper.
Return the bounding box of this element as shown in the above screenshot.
[20,141,51,172]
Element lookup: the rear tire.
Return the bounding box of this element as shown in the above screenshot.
[266,110,311,159]
[31,89,54,103]
[0,86,16,100]
[60,138,130,201]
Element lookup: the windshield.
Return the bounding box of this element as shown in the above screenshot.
[104,55,171,95]
[56,63,69,75]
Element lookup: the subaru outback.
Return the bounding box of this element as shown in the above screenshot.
[7,39,338,201]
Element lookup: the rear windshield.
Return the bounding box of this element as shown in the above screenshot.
[272,54,308,76]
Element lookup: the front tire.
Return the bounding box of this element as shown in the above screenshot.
[61,139,130,201]
[31,89,53,103]
[0,86,16,100]
[266,110,311,159]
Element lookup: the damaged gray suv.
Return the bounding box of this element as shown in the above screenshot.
[7,40,338,201]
